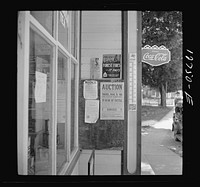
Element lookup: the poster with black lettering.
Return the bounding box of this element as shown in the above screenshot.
[102,54,122,79]
[100,82,124,120]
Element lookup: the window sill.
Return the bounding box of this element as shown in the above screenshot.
[58,147,81,175]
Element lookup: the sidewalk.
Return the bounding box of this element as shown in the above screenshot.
[141,109,182,175]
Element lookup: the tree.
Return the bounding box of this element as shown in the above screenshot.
[142,11,182,107]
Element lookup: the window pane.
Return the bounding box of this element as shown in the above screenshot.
[30,11,54,36]
[71,11,78,58]
[57,51,68,173]
[70,62,76,153]
[58,11,70,51]
[28,29,53,175]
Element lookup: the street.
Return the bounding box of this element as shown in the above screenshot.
[141,109,182,175]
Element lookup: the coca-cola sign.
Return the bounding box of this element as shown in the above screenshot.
[141,45,171,66]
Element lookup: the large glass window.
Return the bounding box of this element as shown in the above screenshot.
[58,11,70,51]
[70,62,76,153]
[30,11,54,36]
[56,51,68,173]
[71,11,78,59]
[19,11,80,175]
[28,29,53,175]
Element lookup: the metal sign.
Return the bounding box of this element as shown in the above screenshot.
[141,45,171,66]
[128,53,137,111]
[102,54,122,79]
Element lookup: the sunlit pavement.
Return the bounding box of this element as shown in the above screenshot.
[141,109,182,175]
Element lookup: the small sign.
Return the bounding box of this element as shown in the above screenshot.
[128,53,137,111]
[85,100,99,123]
[90,58,101,79]
[102,54,122,79]
[35,71,47,103]
[100,82,124,120]
[83,80,98,99]
[141,45,171,66]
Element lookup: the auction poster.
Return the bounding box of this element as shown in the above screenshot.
[102,54,122,79]
[100,82,124,120]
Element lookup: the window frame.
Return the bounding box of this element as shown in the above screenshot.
[17,10,80,175]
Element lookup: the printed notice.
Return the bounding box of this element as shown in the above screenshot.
[83,80,98,99]
[100,82,124,120]
[35,71,47,103]
[102,54,122,79]
[85,100,99,123]
[90,58,101,79]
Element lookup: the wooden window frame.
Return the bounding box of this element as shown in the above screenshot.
[17,11,80,175]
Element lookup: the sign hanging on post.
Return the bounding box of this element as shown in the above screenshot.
[102,54,122,79]
[128,53,137,111]
[141,45,171,66]
[100,82,124,120]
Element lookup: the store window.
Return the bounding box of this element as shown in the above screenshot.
[58,11,70,51]
[18,11,80,175]
[57,51,68,173]
[71,11,78,59]
[70,61,76,153]
[30,11,54,36]
[28,29,53,175]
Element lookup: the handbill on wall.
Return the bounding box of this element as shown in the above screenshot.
[100,82,124,120]
[85,99,99,123]
[83,80,98,100]
[90,58,101,79]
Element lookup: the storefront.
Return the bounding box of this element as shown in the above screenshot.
[17,11,81,175]
[17,11,141,175]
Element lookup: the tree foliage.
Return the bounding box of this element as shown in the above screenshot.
[142,11,182,106]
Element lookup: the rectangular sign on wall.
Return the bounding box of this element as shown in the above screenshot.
[83,80,98,100]
[85,99,99,123]
[100,82,124,120]
[102,54,122,79]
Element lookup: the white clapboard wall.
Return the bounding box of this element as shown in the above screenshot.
[81,11,122,79]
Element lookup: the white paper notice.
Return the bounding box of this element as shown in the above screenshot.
[90,57,101,79]
[83,80,98,99]
[35,71,47,103]
[100,82,124,120]
[85,100,99,123]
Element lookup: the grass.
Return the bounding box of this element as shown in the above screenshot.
[141,106,173,121]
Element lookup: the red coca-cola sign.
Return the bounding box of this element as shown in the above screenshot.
[141,45,171,66]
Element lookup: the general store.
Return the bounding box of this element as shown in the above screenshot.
[17,11,142,175]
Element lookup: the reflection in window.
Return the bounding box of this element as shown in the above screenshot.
[28,29,53,175]
[71,62,76,153]
[58,11,70,51]
[71,11,78,58]
[30,11,54,36]
[57,52,68,173]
